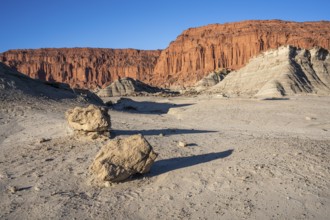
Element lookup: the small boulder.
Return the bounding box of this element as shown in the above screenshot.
[90,134,158,183]
[178,141,187,148]
[66,105,111,139]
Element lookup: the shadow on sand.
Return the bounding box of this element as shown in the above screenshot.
[262,97,290,101]
[112,98,193,114]
[149,150,233,176]
[112,128,218,137]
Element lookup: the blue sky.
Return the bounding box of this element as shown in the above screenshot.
[1,0,329,52]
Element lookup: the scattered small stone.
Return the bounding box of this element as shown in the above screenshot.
[34,186,41,191]
[305,116,316,121]
[7,186,17,194]
[159,133,164,137]
[178,141,187,148]
[104,181,111,187]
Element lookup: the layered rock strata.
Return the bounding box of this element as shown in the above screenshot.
[0,48,161,89]
[152,20,330,87]
[1,20,330,88]
[209,46,330,98]
[97,77,162,97]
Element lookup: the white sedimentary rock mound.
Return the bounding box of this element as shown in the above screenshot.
[97,77,161,97]
[194,69,230,92]
[209,46,330,98]
[90,134,158,183]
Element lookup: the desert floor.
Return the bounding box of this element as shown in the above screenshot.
[0,95,329,220]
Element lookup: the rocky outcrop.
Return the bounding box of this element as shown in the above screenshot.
[1,20,330,89]
[194,68,230,91]
[90,134,158,183]
[0,48,161,89]
[97,77,162,97]
[209,46,330,98]
[0,62,103,104]
[152,20,330,87]
[65,105,111,139]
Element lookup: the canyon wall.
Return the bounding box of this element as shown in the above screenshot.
[1,20,330,89]
[0,48,161,89]
[152,20,330,87]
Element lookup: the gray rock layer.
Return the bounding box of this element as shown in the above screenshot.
[210,46,330,98]
[97,77,161,97]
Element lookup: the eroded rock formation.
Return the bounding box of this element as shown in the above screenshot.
[97,77,161,97]
[152,20,330,87]
[0,62,104,104]
[209,46,330,98]
[0,48,161,89]
[1,20,330,89]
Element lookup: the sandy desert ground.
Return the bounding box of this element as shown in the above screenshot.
[0,94,330,220]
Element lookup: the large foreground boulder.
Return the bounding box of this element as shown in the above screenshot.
[90,134,158,183]
[66,105,111,139]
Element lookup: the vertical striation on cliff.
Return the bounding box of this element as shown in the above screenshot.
[152,20,330,87]
[0,48,161,89]
[1,20,330,89]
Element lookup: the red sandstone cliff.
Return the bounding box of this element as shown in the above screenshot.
[1,20,330,89]
[0,48,161,89]
[152,20,330,87]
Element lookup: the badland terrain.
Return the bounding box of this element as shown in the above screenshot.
[0,20,330,219]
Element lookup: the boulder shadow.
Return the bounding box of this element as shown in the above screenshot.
[112,128,218,137]
[149,149,233,176]
[112,98,193,114]
[262,97,290,101]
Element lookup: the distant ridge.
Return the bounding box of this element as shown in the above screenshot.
[152,20,330,87]
[1,20,330,89]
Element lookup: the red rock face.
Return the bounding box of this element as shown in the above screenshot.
[0,48,161,89]
[152,20,330,87]
[1,20,330,89]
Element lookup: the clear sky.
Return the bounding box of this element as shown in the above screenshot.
[1,0,330,52]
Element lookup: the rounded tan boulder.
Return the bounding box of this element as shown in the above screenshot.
[90,134,158,183]
[65,105,111,138]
